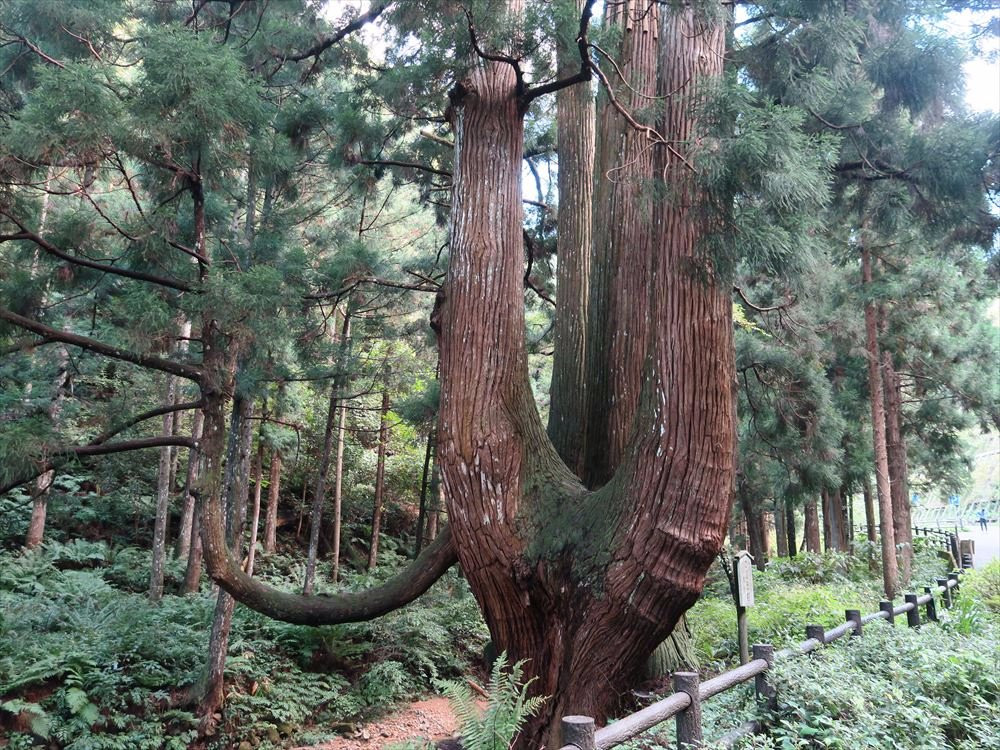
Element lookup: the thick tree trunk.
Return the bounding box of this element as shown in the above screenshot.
[368,388,391,570]
[804,497,821,553]
[263,447,282,554]
[883,353,912,584]
[583,0,659,488]
[862,244,898,598]
[437,7,731,746]
[547,0,595,475]
[150,369,179,601]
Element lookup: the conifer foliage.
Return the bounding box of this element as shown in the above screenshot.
[0,1,996,748]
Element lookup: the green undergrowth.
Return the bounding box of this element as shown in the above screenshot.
[688,539,953,667]
[0,540,489,749]
[619,543,998,750]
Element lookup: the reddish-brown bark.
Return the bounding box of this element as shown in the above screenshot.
[198,6,734,747]
[804,498,821,553]
[583,1,660,487]
[263,447,282,554]
[433,7,731,745]
[862,244,898,598]
[548,0,595,475]
[883,352,912,584]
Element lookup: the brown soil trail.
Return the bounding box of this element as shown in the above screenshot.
[294,697,459,750]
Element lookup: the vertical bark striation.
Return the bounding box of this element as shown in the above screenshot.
[804,498,821,553]
[263,447,282,554]
[584,1,660,487]
[437,8,733,746]
[548,0,595,474]
[862,244,898,598]
[883,352,912,584]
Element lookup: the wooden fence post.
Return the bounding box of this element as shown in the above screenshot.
[879,600,895,624]
[673,672,703,749]
[752,644,775,706]
[561,716,596,750]
[845,609,862,637]
[904,593,920,627]
[938,578,953,608]
[948,571,960,593]
[805,624,825,646]
[923,586,938,622]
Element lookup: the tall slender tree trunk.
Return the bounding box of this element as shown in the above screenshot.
[25,346,69,549]
[785,501,797,558]
[426,466,441,543]
[774,501,788,557]
[414,428,435,556]
[804,497,821,553]
[150,364,180,601]
[742,492,767,569]
[303,380,339,595]
[821,488,832,551]
[246,439,264,576]
[263,447,282,554]
[199,395,253,724]
[547,0,595,474]
[184,504,203,594]
[862,244,898,598]
[330,310,352,583]
[175,409,204,559]
[863,477,877,542]
[368,387,391,570]
[883,352,912,585]
[832,487,847,551]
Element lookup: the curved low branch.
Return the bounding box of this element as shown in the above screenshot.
[202,486,457,624]
[0,308,203,382]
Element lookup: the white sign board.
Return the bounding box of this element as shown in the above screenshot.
[735,552,754,607]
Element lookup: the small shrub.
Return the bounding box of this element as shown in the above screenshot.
[435,652,547,750]
[962,559,1000,616]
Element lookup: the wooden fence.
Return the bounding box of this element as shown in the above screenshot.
[558,571,964,750]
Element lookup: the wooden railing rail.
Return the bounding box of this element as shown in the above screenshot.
[558,574,962,750]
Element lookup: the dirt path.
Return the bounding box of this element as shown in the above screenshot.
[293,697,460,750]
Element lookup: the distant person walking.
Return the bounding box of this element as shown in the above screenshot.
[978,509,988,531]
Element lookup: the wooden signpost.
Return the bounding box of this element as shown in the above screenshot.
[735,551,754,664]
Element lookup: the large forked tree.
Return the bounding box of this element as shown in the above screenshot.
[200,2,734,746]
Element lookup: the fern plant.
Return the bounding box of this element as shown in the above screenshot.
[435,652,547,750]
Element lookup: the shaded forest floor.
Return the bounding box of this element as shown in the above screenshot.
[293,697,462,749]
